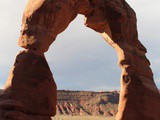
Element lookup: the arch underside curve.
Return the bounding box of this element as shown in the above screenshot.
[0,0,159,120]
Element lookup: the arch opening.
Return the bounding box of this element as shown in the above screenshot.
[46,14,121,91]
[46,15,121,116]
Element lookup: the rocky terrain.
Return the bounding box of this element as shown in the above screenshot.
[56,90,119,117]
[0,89,119,117]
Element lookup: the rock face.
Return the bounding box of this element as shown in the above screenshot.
[56,90,119,117]
[0,50,57,120]
[0,0,160,120]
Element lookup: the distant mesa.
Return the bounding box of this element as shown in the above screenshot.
[56,90,119,117]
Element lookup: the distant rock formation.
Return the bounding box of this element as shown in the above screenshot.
[56,90,119,117]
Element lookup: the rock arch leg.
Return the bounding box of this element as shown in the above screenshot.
[102,34,160,120]
[84,0,160,120]
[1,50,57,120]
[0,0,77,120]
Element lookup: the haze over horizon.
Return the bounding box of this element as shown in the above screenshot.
[0,0,160,91]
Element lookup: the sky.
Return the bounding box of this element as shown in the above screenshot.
[0,0,160,91]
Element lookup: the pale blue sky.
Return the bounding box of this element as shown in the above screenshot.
[0,0,160,91]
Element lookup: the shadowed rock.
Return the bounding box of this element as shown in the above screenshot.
[0,50,56,120]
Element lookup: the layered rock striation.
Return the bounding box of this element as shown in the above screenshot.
[56,90,119,117]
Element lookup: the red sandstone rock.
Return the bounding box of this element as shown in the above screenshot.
[19,0,77,52]
[4,111,27,120]
[1,50,57,119]
[0,0,160,120]
[56,90,119,116]
[0,100,26,112]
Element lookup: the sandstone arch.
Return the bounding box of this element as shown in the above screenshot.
[0,0,160,120]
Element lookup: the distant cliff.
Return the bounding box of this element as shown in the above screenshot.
[0,89,119,117]
[56,90,119,117]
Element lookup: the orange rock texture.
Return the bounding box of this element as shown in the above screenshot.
[0,0,160,120]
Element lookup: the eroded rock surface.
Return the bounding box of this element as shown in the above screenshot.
[0,0,160,120]
[56,90,119,117]
[0,50,57,120]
